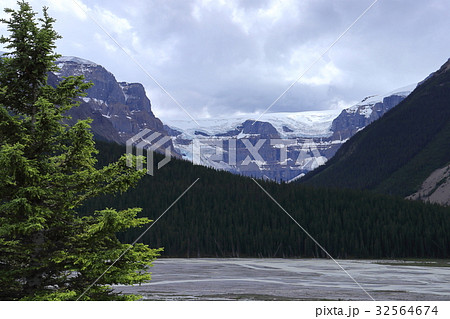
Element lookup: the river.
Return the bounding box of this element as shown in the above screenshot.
[113,258,450,301]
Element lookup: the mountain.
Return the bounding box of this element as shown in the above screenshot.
[45,55,413,181]
[164,87,413,181]
[164,110,340,181]
[301,58,450,202]
[48,56,176,154]
[330,84,415,141]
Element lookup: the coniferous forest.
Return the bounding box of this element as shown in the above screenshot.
[81,140,450,259]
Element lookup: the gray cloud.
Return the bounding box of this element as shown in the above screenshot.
[3,0,450,120]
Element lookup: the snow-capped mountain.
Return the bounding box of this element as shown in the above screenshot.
[331,84,416,141]
[164,85,415,181]
[48,56,177,155]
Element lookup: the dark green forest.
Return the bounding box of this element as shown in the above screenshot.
[80,140,450,259]
[301,60,450,197]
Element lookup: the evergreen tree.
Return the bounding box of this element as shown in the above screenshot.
[0,1,161,300]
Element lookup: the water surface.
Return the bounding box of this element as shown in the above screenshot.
[114,258,450,300]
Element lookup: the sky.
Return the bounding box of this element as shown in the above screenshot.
[1,0,450,122]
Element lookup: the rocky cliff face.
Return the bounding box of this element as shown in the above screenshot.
[49,56,175,154]
[407,165,450,206]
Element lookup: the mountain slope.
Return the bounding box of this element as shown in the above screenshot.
[301,59,450,198]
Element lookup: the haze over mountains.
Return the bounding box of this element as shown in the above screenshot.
[50,56,415,182]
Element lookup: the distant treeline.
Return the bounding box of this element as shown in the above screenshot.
[79,141,450,259]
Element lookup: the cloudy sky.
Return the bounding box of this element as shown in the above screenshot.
[1,0,450,122]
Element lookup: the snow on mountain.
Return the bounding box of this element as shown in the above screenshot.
[330,84,416,141]
[163,84,416,182]
[56,56,98,66]
[345,84,416,118]
[41,53,418,181]
[163,109,341,140]
[163,110,345,181]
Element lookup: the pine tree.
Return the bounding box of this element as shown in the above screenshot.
[0,1,161,300]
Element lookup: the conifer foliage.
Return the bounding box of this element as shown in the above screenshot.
[0,1,161,300]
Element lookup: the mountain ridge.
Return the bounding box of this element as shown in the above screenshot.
[300,57,450,201]
[48,56,178,156]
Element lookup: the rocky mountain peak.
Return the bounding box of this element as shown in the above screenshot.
[50,56,176,155]
[330,85,415,141]
[241,120,280,138]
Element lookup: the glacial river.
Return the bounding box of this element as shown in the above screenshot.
[114,258,450,301]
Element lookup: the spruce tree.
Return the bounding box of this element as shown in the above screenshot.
[0,1,161,300]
